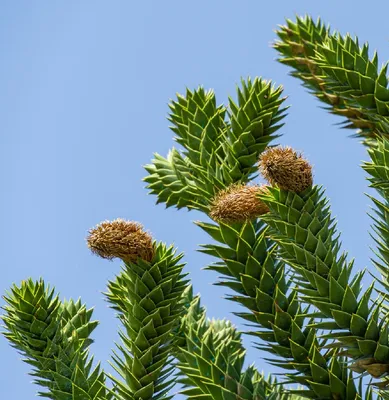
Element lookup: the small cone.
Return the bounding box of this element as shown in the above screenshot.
[209,184,269,223]
[87,219,155,263]
[258,146,313,193]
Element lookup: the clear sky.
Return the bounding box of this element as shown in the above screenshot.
[1,1,389,398]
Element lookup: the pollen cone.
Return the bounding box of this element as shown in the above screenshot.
[87,219,155,263]
[258,146,313,193]
[209,184,269,223]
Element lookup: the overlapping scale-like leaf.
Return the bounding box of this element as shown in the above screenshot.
[2,279,108,400]
[197,219,358,399]
[168,87,227,170]
[259,186,389,379]
[175,287,299,400]
[144,149,210,212]
[274,15,389,144]
[314,36,389,136]
[363,138,389,301]
[274,16,329,89]
[105,242,189,400]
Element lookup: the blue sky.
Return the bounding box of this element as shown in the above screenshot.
[1,1,389,398]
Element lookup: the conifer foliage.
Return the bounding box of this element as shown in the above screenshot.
[3,14,389,400]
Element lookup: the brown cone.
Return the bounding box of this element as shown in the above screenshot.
[209,184,269,223]
[87,219,155,263]
[258,146,313,193]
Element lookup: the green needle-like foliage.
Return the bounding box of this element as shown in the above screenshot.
[175,286,303,400]
[104,242,189,400]
[197,219,359,399]
[274,15,389,144]
[144,149,209,212]
[258,179,389,380]
[362,138,389,293]
[144,78,287,212]
[145,87,229,211]
[2,279,108,399]
[168,87,227,169]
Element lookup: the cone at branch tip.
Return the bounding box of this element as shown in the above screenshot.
[86,218,155,263]
[258,146,313,193]
[209,184,270,223]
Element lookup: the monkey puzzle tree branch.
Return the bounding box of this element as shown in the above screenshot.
[224,78,288,180]
[86,219,190,400]
[104,242,189,400]
[258,146,389,383]
[363,137,389,299]
[2,279,108,400]
[197,217,358,399]
[274,15,389,145]
[174,286,300,400]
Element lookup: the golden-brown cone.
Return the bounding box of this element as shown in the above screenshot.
[87,219,155,263]
[209,184,269,223]
[258,146,313,193]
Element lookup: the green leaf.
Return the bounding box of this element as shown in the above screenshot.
[341,286,358,314]
[331,310,352,329]
[350,313,368,337]
[219,223,239,249]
